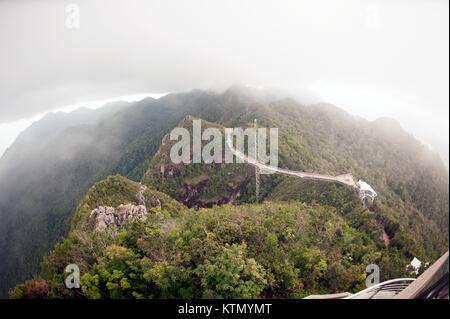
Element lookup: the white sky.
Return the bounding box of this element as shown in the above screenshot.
[0,0,448,163]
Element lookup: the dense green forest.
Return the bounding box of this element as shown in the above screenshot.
[1,86,448,298]
[6,176,416,298]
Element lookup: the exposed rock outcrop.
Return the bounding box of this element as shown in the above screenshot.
[89,185,150,232]
[90,204,147,232]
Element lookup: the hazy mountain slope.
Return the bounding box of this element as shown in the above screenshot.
[0,86,448,297]
[141,91,448,264]
[0,102,129,167]
[0,93,212,296]
[142,116,255,207]
[0,104,132,297]
[0,88,265,296]
[257,99,449,260]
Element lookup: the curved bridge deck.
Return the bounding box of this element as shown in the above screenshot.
[225,138,356,188]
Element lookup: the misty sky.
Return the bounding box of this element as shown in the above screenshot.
[0,0,448,164]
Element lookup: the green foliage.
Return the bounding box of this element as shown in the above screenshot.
[195,243,267,298]
[80,273,101,299]
[14,198,413,299]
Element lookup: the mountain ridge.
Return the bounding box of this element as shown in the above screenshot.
[0,86,448,297]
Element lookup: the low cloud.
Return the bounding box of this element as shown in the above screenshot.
[0,0,448,162]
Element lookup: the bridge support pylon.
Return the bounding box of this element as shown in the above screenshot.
[254,119,260,202]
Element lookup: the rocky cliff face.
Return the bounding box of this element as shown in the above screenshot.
[89,204,148,232]
[88,184,162,231]
[142,117,254,208]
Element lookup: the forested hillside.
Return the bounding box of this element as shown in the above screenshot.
[1,86,448,297]
[8,174,445,299]
[6,176,402,298]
